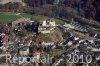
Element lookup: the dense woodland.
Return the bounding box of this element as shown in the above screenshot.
[0,0,100,22]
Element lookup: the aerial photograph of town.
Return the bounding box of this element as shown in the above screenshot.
[0,0,100,66]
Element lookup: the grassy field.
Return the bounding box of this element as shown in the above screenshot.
[20,13,65,24]
[0,12,65,24]
[20,14,45,20]
[0,13,21,23]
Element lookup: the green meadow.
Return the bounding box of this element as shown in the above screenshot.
[0,12,65,24]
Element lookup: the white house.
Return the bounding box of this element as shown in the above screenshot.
[74,37,79,41]
[67,41,73,46]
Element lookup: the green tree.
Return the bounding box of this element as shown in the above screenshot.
[33,7,42,15]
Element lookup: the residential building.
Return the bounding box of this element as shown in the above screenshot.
[67,41,73,46]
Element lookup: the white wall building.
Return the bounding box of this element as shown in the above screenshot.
[39,18,56,34]
[42,18,56,27]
